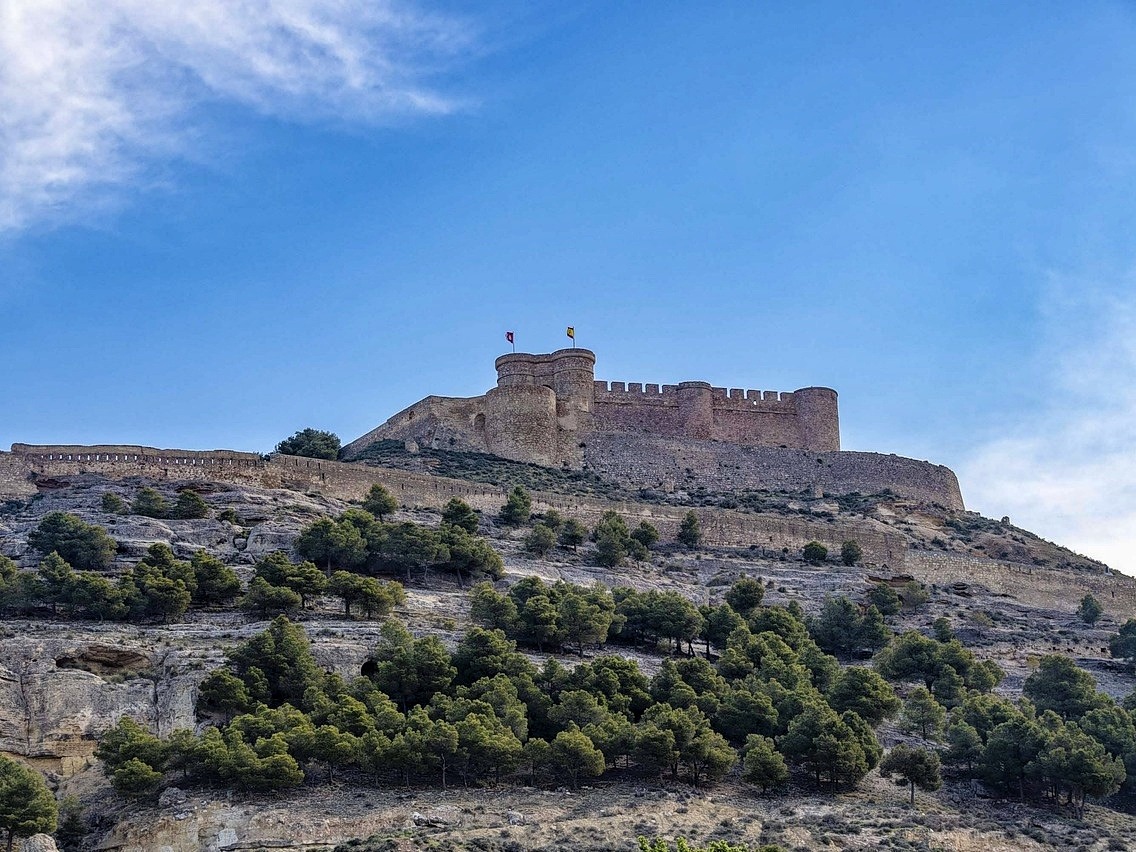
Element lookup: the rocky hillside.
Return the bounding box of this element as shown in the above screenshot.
[1,469,1135,852]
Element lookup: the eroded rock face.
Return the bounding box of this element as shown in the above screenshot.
[55,645,151,677]
[18,834,59,852]
[0,616,391,779]
[0,630,208,776]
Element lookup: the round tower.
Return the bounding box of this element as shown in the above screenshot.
[550,348,596,431]
[494,353,541,386]
[677,381,714,440]
[484,384,558,466]
[793,386,840,452]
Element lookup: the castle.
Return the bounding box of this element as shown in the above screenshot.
[342,348,964,510]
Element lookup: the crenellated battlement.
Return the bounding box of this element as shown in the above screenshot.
[0,342,964,512]
[340,347,844,468]
[594,381,678,404]
[711,387,796,410]
[10,444,263,467]
[592,381,798,411]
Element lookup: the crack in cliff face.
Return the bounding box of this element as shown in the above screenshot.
[18,664,33,756]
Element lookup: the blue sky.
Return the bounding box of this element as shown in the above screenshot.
[3,1,1136,572]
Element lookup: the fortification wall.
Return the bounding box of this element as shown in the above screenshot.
[345,349,843,462]
[590,380,834,450]
[8,445,265,486]
[905,551,1136,616]
[11,444,261,463]
[580,434,964,510]
[1,444,907,566]
[0,453,37,498]
[267,454,908,564]
[12,443,1112,612]
[6,432,961,521]
[593,381,795,412]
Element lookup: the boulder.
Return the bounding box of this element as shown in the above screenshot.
[19,835,59,852]
[159,787,189,808]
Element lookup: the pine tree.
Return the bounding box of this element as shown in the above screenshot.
[363,484,399,520]
[551,726,606,789]
[28,511,117,570]
[172,489,209,519]
[900,687,946,741]
[0,755,57,851]
[677,511,702,547]
[499,487,532,526]
[867,583,902,616]
[801,541,827,564]
[441,497,479,533]
[131,487,169,519]
[275,428,340,460]
[826,666,901,726]
[840,540,863,566]
[879,744,942,804]
[191,551,242,606]
[1078,594,1104,625]
[724,576,765,616]
[558,519,587,551]
[742,735,788,792]
[525,524,556,557]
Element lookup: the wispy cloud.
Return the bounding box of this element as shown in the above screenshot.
[0,0,473,231]
[961,281,1136,575]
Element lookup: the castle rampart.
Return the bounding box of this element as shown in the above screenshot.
[1,355,948,514]
[3,432,1127,616]
[336,348,964,506]
[0,443,908,566]
[342,348,840,459]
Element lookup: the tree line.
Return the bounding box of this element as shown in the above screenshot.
[94,570,1136,820]
[94,579,985,804]
[0,490,426,623]
[94,591,892,800]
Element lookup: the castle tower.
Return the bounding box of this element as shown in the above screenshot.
[550,348,596,431]
[483,383,558,465]
[677,381,714,440]
[793,386,840,451]
[494,348,596,432]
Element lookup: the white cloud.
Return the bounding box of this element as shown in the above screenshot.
[0,0,472,230]
[961,283,1136,575]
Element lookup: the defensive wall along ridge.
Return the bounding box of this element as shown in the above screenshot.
[904,551,1136,617]
[3,443,905,564]
[8,442,1136,616]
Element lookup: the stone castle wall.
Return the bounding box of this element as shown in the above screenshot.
[590,380,840,452]
[580,434,965,510]
[0,444,906,565]
[905,551,1136,617]
[5,444,1130,613]
[341,349,843,469]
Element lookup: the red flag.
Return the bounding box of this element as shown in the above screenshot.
[505,331,514,343]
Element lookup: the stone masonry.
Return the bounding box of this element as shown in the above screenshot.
[340,348,963,509]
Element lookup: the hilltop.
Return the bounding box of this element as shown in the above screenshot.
[1,439,1135,851]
